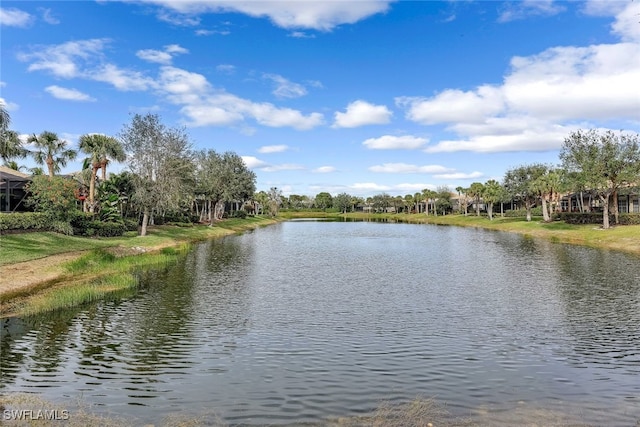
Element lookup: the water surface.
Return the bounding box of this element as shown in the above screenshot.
[2,221,639,425]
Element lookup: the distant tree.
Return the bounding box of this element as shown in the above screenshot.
[455,186,469,215]
[531,168,564,222]
[351,195,364,212]
[25,175,79,222]
[3,160,25,171]
[79,133,124,213]
[404,194,415,214]
[503,164,548,221]
[314,192,333,210]
[421,188,436,216]
[482,180,503,221]
[0,104,27,162]
[372,193,392,213]
[119,113,193,236]
[28,131,77,178]
[334,192,352,213]
[561,129,640,229]
[435,186,452,215]
[468,182,485,217]
[267,187,283,216]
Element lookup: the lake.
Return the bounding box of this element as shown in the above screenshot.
[1,220,639,425]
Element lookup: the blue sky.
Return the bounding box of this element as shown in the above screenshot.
[1,0,639,197]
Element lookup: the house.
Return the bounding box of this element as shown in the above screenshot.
[0,166,31,212]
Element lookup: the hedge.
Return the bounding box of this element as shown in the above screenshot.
[558,212,640,225]
[0,212,49,233]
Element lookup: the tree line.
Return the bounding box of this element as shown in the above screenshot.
[269,130,640,230]
[1,110,256,236]
[2,102,639,232]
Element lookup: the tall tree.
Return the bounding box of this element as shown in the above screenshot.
[468,182,485,217]
[78,134,125,213]
[482,180,503,221]
[28,131,77,178]
[119,113,193,236]
[334,192,352,213]
[267,187,283,216]
[314,192,333,210]
[435,186,452,215]
[560,129,640,229]
[456,186,469,215]
[0,104,27,162]
[503,164,548,221]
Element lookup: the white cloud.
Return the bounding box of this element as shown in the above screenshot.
[313,166,336,173]
[369,163,452,174]
[94,64,156,91]
[351,182,391,191]
[164,75,324,129]
[137,49,172,64]
[262,164,305,172]
[362,135,427,150]
[45,85,95,102]
[0,7,33,27]
[398,3,640,153]
[134,0,393,31]
[0,97,18,111]
[333,100,392,128]
[39,8,60,25]
[497,0,566,23]
[288,31,316,38]
[137,44,188,64]
[18,38,109,78]
[241,156,268,169]
[432,171,483,180]
[258,144,289,153]
[263,74,307,99]
[396,86,504,125]
[216,64,236,74]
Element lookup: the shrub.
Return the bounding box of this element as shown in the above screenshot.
[88,221,126,237]
[0,212,49,232]
[69,211,95,235]
[230,210,247,219]
[124,218,139,231]
[559,212,640,225]
[24,175,80,221]
[503,207,543,217]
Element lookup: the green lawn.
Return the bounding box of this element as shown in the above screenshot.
[0,216,278,266]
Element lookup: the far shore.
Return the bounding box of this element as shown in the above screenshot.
[2,212,639,317]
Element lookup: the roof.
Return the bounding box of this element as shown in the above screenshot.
[0,166,31,190]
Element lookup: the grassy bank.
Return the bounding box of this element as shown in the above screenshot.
[340,212,640,255]
[0,216,277,317]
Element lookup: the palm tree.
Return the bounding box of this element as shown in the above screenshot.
[468,182,485,216]
[28,131,77,178]
[78,134,124,212]
[0,104,27,162]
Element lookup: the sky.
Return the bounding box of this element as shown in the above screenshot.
[1,0,639,197]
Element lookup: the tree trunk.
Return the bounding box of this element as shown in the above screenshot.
[541,197,550,222]
[525,200,532,222]
[488,203,494,220]
[475,198,480,216]
[88,164,100,213]
[612,189,619,224]
[601,194,610,229]
[140,208,149,236]
[46,157,55,178]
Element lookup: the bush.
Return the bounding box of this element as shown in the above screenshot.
[0,212,49,232]
[124,218,139,231]
[559,212,640,225]
[88,221,126,237]
[503,207,543,217]
[69,211,95,235]
[230,210,247,219]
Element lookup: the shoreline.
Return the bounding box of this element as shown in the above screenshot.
[3,212,640,317]
[0,216,278,318]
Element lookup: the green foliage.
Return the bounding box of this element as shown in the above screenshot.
[503,207,543,217]
[314,191,333,210]
[88,221,127,237]
[230,209,247,219]
[24,175,81,221]
[559,212,640,225]
[333,192,352,213]
[0,212,49,232]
